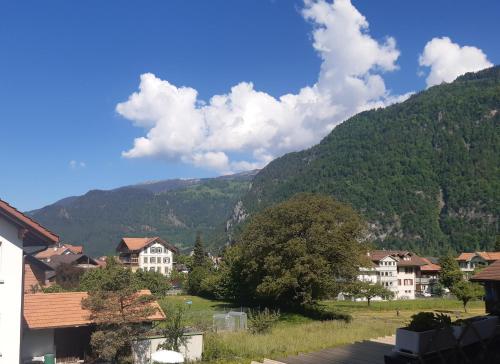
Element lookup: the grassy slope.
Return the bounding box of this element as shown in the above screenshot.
[160,296,485,363]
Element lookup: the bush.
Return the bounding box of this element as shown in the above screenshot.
[248,308,281,334]
[301,304,352,323]
[407,312,451,332]
[202,332,236,361]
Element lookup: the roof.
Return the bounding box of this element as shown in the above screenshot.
[24,264,42,292]
[119,237,179,253]
[420,257,441,272]
[47,254,98,269]
[0,198,59,245]
[36,243,83,259]
[367,250,427,266]
[23,290,165,330]
[471,260,500,282]
[456,252,500,263]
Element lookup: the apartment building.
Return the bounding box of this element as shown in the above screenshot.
[117,237,179,275]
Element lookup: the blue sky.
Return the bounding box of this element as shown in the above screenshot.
[0,0,498,211]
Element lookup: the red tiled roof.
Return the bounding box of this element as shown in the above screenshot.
[471,260,500,282]
[476,252,500,262]
[36,243,84,259]
[24,264,42,293]
[0,199,59,244]
[23,290,165,330]
[119,237,179,253]
[456,253,476,261]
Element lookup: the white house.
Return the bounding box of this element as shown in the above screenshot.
[360,250,428,300]
[0,199,59,364]
[117,237,179,275]
[456,252,500,279]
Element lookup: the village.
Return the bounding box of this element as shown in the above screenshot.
[2,196,500,364]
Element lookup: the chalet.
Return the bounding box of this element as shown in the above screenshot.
[360,251,429,300]
[470,259,500,314]
[117,237,179,276]
[456,251,500,279]
[0,198,59,363]
[416,257,441,296]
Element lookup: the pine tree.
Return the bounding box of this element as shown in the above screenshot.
[193,232,206,267]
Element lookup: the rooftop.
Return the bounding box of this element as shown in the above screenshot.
[119,236,179,253]
[471,260,500,282]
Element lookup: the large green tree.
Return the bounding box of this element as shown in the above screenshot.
[450,280,484,312]
[224,193,369,308]
[348,281,395,306]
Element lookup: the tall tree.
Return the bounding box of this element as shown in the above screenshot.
[81,257,159,363]
[193,232,206,267]
[439,255,463,289]
[224,193,369,308]
[494,235,500,251]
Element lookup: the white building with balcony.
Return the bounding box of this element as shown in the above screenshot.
[117,237,179,276]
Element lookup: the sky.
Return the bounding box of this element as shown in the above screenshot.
[0,0,498,211]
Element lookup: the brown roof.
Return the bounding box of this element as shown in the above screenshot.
[471,260,500,282]
[23,290,165,330]
[24,264,42,293]
[420,257,441,272]
[36,244,83,259]
[368,250,427,266]
[0,199,59,245]
[119,237,179,253]
[477,252,500,262]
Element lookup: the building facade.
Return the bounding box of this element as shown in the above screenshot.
[359,250,429,300]
[456,252,500,279]
[0,199,58,364]
[117,237,179,275]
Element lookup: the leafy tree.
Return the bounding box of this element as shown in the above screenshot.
[450,280,484,312]
[348,281,395,306]
[186,266,210,295]
[193,232,207,268]
[55,263,84,291]
[135,269,171,297]
[224,193,369,308]
[439,255,463,289]
[158,303,188,351]
[81,257,158,363]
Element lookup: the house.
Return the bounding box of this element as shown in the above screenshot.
[0,198,59,363]
[470,259,500,314]
[360,250,428,300]
[24,255,56,292]
[117,237,179,275]
[35,243,83,262]
[358,252,399,298]
[46,253,99,270]
[456,251,500,279]
[22,289,166,363]
[415,257,441,296]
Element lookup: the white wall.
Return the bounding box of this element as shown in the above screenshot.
[0,216,24,364]
[21,329,55,361]
[132,333,203,363]
[138,242,175,276]
[397,266,416,299]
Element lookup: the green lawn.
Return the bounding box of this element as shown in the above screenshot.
[160,296,486,363]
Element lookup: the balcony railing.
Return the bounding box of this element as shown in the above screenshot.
[119,255,139,265]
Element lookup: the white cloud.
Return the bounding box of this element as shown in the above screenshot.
[419,37,492,87]
[69,160,86,169]
[117,0,405,173]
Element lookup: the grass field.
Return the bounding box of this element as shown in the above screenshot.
[160,296,486,363]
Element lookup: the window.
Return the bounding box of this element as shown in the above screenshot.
[163,257,170,264]
[149,267,155,272]
[143,257,148,263]
[405,267,413,274]
[157,247,163,254]
[150,257,156,263]
[398,279,401,286]
[157,267,161,273]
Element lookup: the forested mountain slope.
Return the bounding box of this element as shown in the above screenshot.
[240,67,500,255]
[29,172,256,256]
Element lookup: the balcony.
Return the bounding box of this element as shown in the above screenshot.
[118,255,139,266]
[415,277,437,285]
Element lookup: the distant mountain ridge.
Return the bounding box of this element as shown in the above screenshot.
[236,66,500,255]
[29,170,258,256]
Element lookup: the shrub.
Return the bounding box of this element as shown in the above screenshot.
[407,312,451,332]
[302,304,352,323]
[248,308,281,334]
[202,332,236,361]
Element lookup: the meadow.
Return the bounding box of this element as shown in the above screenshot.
[160,296,485,364]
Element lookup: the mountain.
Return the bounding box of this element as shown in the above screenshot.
[29,171,257,256]
[237,67,500,255]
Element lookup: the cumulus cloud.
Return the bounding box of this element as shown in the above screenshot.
[117,0,405,173]
[419,37,492,87]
